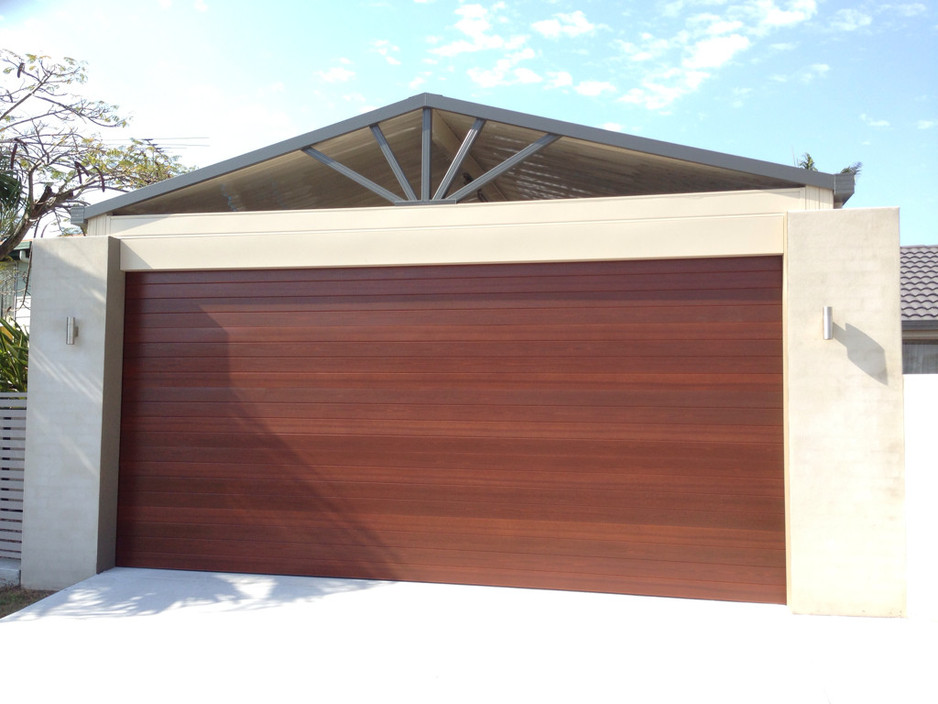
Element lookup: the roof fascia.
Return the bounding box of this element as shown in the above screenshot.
[903,320,938,330]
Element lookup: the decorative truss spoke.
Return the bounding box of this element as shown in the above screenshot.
[421,108,432,202]
[371,124,417,201]
[446,133,559,203]
[302,146,403,204]
[302,108,560,207]
[433,118,485,201]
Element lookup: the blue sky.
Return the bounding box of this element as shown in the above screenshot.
[2,0,936,243]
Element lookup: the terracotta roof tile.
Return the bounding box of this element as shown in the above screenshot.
[901,245,938,321]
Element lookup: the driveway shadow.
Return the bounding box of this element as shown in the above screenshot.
[3,567,384,620]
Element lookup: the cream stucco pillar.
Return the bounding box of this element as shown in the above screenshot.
[785,208,906,616]
[21,236,125,590]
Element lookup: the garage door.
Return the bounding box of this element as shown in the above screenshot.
[117,256,785,603]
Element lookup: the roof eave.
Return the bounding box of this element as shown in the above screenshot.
[903,320,938,331]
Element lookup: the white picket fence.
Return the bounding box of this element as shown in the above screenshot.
[0,393,26,560]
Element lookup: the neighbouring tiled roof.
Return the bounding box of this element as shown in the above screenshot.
[901,245,938,321]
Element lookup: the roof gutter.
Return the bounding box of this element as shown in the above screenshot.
[833,172,855,208]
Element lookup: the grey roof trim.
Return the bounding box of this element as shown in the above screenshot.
[903,320,938,330]
[77,94,430,222]
[425,95,852,197]
[75,92,852,224]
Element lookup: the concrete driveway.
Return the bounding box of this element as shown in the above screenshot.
[2,568,933,703]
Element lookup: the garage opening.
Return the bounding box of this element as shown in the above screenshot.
[117,256,785,603]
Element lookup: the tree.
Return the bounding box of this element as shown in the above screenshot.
[0,50,191,260]
[797,152,862,178]
[0,316,28,392]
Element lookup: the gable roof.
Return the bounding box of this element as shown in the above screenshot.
[901,245,938,327]
[72,93,855,225]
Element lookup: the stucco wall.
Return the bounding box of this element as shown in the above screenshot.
[20,193,908,616]
[904,374,938,620]
[785,208,906,616]
[108,189,798,271]
[20,237,124,590]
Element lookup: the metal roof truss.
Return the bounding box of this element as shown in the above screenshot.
[303,109,558,206]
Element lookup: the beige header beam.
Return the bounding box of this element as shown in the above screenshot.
[99,190,818,272]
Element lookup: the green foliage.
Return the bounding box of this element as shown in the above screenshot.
[840,161,862,177]
[797,152,862,179]
[0,170,20,209]
[796,152,818,172]
[1,49,192,257]
[0,315,28,392]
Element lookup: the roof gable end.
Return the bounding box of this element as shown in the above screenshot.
[74,93,853,224]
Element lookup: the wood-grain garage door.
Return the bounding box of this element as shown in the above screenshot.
[117,256,785,603]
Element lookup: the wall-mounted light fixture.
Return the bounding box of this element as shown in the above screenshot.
[822,306,833,341]
[66,317,78,345]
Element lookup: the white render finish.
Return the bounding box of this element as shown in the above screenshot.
[785,208,906,616]
[107,189,812,271]
[22,190,910,618]
[21,237,124,590]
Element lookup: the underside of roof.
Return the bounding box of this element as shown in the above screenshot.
[74,93,854,224]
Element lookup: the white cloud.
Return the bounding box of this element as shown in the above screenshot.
[753,0,818,33]
[372,40,402,65]
[514,67,542,83]
[193,0,208,11]
[409,75,427,90]
[706,19,745,35]
[661,1,685,18]
[466,47,538,87]
[683,33,751,69]
[830,8,873,31]
[615,35,672,62]
[431,3,526,57]
[799,63,829,82]
[532,10,595,39]
[547,71,574,88]
[686,13,742,36]
[917,120,937,129]
[861,113,890,127]
[158,0,172,8]
[773,63,828,83]
[575,80,616,97]
[602,122,623,132]
[618,67,709,111]
[428,0,820,112]
[318,66,355,83]
[456,3,492,37]
[731,87,752,108]
[881,3,926,17]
